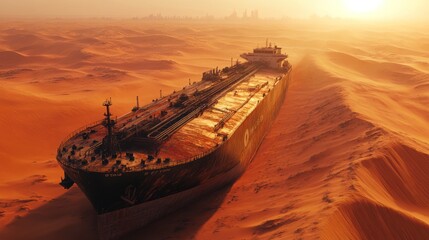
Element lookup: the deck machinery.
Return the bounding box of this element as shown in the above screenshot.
[57,43,292,239]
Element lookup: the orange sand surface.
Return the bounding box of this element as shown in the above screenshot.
[0,19,429,239]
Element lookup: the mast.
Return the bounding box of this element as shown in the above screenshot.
[103,98,115,155]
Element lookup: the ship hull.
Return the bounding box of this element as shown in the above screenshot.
[98,159,245,240]
[58,67,291,239]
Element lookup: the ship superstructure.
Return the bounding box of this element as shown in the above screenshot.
[57,43,292,239]
[240,40,288,68]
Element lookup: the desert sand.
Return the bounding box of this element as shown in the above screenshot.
[0,19,429,239]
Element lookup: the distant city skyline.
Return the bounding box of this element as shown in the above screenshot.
[0,0,427,20]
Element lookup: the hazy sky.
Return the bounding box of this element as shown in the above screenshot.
[0,0,427,20]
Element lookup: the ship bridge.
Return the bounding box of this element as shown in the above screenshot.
[240,41,289,69]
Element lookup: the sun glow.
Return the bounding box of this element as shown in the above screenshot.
[344,0,384,14]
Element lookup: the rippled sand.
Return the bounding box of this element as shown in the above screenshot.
[0,19,429,239]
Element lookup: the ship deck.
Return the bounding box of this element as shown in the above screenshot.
[58,68,286,173]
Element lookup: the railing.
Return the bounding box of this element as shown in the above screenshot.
[133,66,267,171]
[59,63,268,169]
[57,119,103,152]
[119,64,261,144]
[129,65,265,171]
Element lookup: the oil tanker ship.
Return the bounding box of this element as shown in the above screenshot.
[57,42,292,239]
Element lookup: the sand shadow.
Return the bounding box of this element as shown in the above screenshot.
[0,185,232,240]
[125,186,232,240]
[0,188,98,240]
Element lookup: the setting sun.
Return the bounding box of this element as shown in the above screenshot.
[2,1,429,240]
[344,0,384,14]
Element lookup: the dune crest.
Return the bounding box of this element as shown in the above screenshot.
[193,46,429,239]
[0,20,428,239]
[321,200,429,240]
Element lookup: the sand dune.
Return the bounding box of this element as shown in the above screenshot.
[21,42,83,56]
[326,51,423,83]
[102,59,177,71]
[0,51,30,67]
[1,33,45,49]
[0,19,429,239]
[357,143,429,209]
[124,34,186,45]
[321,200,429,240]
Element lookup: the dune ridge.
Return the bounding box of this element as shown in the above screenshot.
[321,200,429,240]
[191,46,429,239]
[0,20,428,239]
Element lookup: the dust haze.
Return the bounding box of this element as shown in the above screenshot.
[0,2,429,239]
